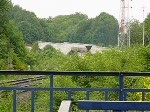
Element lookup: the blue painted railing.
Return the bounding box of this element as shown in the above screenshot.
[0,71,150,112]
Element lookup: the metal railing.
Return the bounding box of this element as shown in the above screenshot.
[0,71,150,112]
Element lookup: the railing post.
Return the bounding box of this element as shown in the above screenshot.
[142,92,145,112]
[68,90,72,100]
[31,90,35,112]
[13,90,17,112]
[86,90,90,100]
[124,92,127,112]
[142,92,145,101]
[105,91,108,101]
[124,92,127,101]
[86,90,90,112]
[105,91,109,112]
[115,73,124,112]
[119,73,124,101]
[50,75,54,112]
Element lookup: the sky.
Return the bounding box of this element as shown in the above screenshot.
[11,0,150,22]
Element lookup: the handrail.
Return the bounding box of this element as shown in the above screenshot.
[0,71,150,76]
[78,100,150,111]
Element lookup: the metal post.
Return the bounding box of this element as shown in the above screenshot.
[105,91,108,101]
[68,90,72,100]
[118,33,120,49]
[50,75,54,112]
[13,90,17,112]
[119,73,124,101]
[142,92,145,112]
[142,7,145,46]
[124,92,127,101]
[142,92,145,101]
[31,91,35,112]
[128,23,130,47]
[86,90,90,112]
[124,92,127,112]
[113,73,124,112]
[86,90,90,100]
[105,91,109,112]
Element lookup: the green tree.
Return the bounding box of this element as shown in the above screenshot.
[0,1,28,70]
[144,13,150,45]
[129,20,143,46]
[48,12,88,42]
[0,0,12,69]
[67,12,119,46]
[10,5,43,44]
[91,12,119,46]
[10,6,119,47]
[5,21,28,70]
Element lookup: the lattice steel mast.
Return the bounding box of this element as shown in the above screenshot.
[118,0,130,48]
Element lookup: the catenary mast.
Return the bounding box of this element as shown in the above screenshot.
[118,0,130,48]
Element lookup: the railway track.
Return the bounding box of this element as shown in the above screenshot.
[0,76,47,87]
[0,76,48,103]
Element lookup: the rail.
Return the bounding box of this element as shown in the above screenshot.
[0,71,150,112]
[78,100,150,111]
[0,76,46,86]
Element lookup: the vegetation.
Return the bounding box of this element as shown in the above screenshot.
[10,5,119,46]
[0,0,150,111]
[145,14,150,45]
[0,0,28,70]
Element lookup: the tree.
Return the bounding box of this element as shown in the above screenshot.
[5,21,28,70]
[10,5,43,44]
[129,20,143,46]
[10,5,120,47]
[0,1,28,70]
[47,12,88,42]
[144,13,150,45]
[67,12,119,46]
[91,12,119,46]
[0,0,12,69]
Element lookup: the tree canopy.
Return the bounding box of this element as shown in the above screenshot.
[0,0,28,70]
[10,6,119,47]
[0,2,150,70]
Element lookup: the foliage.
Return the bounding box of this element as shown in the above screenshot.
[0,1,31,70]
[0,0,11,69]
[9,5,150,47]
[0,91,13,112]
[1,2,150,111]
[145,13,150,45]
[136,77,150,101]
[31,45,150,92]
[67,12,119,46]
[0,45,150,111]
[4,21,28,70]
[10,6,119,47]
[129,20,143,46]
[10,5,43,44]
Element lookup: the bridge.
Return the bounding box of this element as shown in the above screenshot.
[0,71,150,112]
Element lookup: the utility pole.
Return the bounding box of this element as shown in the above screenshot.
[8,48,12,70]
[128,0,133,48]
[142,7,145,46]
[8,44,13,70]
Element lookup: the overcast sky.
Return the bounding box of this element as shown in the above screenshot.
[11,0,150,22]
